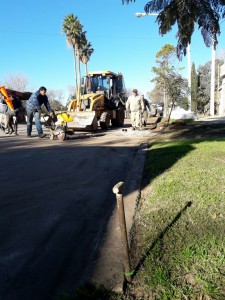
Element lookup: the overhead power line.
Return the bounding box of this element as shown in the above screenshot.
[0,30,171,40]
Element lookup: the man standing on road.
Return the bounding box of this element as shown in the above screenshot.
[26,86,52,138]
[126,89,144,130]
[141,94,150,127]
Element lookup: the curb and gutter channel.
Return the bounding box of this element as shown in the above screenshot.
[89,143,148,291]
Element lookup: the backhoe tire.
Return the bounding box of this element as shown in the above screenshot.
[111,108,125,127]
[92,117,98,131]
[100,112,110,130]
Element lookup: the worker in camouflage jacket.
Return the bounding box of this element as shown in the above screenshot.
[126,89,144,130]
[26,86,52,138]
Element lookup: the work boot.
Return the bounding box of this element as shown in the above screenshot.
[39,133,46,138]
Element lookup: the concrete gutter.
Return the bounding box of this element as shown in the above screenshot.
[89,143,148,291]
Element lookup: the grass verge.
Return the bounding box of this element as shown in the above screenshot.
[129,137,225,299]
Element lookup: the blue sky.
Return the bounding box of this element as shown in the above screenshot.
[1,0,225,103]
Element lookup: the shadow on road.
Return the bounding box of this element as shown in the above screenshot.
[0,135,140,300]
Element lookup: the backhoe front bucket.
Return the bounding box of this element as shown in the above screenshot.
[67,111,98,131]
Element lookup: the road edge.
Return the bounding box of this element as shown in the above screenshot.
[89,143,148,291]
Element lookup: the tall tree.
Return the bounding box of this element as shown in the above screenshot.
[79,37,94,76]
[197,58,223,113]
[197,61,211,113]
[62,14,83,93]
[122,0,225,58]
[62,15,94,101]
[76,30,87,94]
[165,72,188,122]
[151,44,188,118]
[191,63,198,112]
[151,44,177,116]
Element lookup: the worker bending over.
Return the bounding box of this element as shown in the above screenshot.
[26,86,53,138]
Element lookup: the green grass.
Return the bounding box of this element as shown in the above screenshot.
[130,137,225,299]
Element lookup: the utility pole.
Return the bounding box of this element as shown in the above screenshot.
[210,37,216,116]
[187,44,191,111]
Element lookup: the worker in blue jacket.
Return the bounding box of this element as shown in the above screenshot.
[26,86,52,138]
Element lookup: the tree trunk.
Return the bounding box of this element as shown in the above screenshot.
[85,63,88,76]
[163,80,168,118]
[77,48,81,104]
[73,46,78,92]
[167,100,175,123]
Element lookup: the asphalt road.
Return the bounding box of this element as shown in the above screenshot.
[0,123,153,300]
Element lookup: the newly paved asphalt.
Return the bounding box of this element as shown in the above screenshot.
[0,123,152,300]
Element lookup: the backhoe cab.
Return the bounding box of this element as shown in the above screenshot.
[66,71,127,130]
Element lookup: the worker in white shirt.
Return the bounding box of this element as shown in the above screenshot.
[126,89,144,130]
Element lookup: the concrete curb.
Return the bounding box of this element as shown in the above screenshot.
[89,143,148,291]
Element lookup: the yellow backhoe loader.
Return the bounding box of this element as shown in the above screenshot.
[63,71,127,131]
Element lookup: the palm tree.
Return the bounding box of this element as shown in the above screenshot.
[122,0,225,58]
[76,30,87,95]
[62,14,83,93]
[79,38,94,76]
